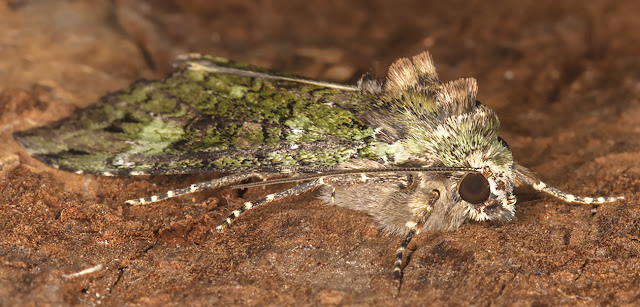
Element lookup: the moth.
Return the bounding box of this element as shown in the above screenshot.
[13,52,624,289]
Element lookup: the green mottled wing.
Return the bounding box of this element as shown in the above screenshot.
[13,55,384,175]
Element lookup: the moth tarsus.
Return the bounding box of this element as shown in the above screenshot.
[216,178,324,232]
[393,189,439,291]
[13,51,625,289]
[124,173,257,206]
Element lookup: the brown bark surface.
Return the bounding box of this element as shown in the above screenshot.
[1,0,638,305]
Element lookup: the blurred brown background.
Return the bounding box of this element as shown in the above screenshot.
[0,0,638,305]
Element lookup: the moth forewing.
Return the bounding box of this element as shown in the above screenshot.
[13,51,624,291]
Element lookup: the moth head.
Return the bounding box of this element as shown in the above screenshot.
[368,52,520,223]
[458,165,516,222]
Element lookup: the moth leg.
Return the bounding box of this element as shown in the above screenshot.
[125,173,260,205]
[514,163,624,204]
[393,189,440,291]
[330,185,336,204]
[216,178,325,232]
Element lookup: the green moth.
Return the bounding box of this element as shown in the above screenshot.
[13,52,624,289]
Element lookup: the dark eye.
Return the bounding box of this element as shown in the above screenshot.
[459,173,491,204]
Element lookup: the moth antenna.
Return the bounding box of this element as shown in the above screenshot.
[232,166,479,189]
[514,164,624,205]
[178,56,358,91]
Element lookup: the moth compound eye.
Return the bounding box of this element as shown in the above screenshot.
[459,173,491,204]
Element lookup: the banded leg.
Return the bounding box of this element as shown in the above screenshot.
[216,178,325,232]
[125,173,259,205]
[393,225,420,290]
[393,189,440,291]
[514,163,624,204]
